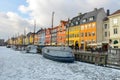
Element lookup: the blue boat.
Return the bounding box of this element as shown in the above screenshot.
[42,46,75,63]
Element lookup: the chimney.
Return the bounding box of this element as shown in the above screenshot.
[107,9,110,16]
[94,8,97,11]
[78,13,82,16]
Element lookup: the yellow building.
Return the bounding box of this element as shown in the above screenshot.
[17,35,23,45]
[66,25,81,46]
[26,32,34,45]
[66,14,85,47]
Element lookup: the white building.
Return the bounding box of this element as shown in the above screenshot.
[103,18,109,43]
[109,10,120,48]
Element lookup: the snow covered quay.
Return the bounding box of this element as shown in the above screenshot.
[0,47,120,80]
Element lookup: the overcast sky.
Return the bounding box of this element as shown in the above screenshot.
[0,0,120,40]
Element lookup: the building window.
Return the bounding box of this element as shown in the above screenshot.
[88,32,91,36]
[114,28,118,34]
[81,26,84,30]
[92,32,95,36]
[105,32,107,37]
[89,16,94,21]
[81,33,84,37]
[113,18,118,24]
[104,24,107,29]
[85,25,87,29]
[82,19,87,23]
[71,23,74,26]
[88,24,91,28]
[85,32,87,37]
[92,23,95,28]
[78,17,80,20]
[76,21,78,25]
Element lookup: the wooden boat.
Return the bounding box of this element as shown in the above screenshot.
[42,46,75,63]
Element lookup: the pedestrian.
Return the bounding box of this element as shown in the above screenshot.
[75,41,79,51]
[71,44,74,50]
[91,47,93,53]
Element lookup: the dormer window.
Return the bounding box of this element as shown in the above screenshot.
[89,16,94,21]
[77,17,80,20]
[83,19,87,23]
[71,23,74,26]
[76,21,78,25]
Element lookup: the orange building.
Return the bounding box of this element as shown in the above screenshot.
[57,20,67,45]
[80,22,96,49]
[80,8,107,50]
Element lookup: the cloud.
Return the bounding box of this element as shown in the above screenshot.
[18,0,111,27]
[0,12,32,40]
[19,5,29,13]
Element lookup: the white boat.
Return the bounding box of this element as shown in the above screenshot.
[26,45,37,53]
[42,46,75,63]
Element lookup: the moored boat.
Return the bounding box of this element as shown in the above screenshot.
[26,45,37,53]
[42,46,75,63]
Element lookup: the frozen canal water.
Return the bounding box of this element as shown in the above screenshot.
[0,47,120,80]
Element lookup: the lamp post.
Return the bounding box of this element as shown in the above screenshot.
[51,12,54,45]
[23,28,26,50]
[67,18,70,47]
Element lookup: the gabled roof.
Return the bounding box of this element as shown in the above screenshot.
[81,8,104,24]
[27,32,33,36]
[66,8,105,28]
[111,9,120,15]
[66,13,86,27]
[103,17,109,21]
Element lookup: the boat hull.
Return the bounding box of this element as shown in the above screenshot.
[42,47,75,63]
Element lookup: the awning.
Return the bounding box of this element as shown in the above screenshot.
[102,40,109,43]
[97,42,102,45]
[87,43,97,46]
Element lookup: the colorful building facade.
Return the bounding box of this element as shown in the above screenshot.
[45,28,51,45]
[66,13,85,47]
[51,26,58,45]
[57,20,67,45]
[109,9,120,48]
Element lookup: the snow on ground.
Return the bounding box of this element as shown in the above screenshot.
[0,46,120,80]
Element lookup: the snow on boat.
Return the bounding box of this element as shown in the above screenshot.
[26,45,37,53]
[42,46,75,63]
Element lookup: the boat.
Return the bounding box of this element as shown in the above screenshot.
[42,46,75,63]
[26,45,37,53]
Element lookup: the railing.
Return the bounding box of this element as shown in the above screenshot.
[74,52,108,66]
[107,48,120,66]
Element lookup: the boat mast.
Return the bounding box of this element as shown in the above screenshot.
[51,12,54,45]
[33,20,36,45]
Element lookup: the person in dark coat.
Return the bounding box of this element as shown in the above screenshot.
[71,44,74,50]
[91,46,93,53]
[75,41,79,51]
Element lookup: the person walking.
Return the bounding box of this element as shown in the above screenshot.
[75,41,79,52]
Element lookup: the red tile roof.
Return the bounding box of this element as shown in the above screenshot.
[111,9,120,15]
